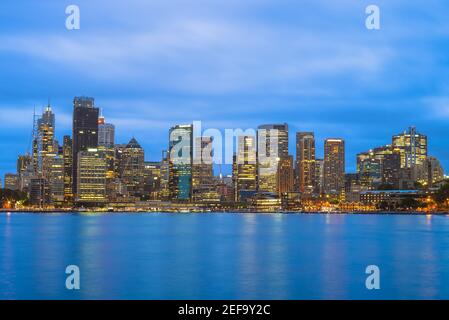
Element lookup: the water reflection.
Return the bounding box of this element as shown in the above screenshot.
[1,213,449,299]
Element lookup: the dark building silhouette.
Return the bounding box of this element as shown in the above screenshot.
[72,97,99,196]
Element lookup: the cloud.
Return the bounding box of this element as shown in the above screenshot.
[0,12,394,95]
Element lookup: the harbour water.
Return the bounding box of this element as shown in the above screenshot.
[1,212,449,299]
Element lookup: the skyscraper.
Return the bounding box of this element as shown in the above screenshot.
[118,138,145,198]
[36,105,55,177]
[257,123,288,195]
[49,155,64,205]
[169,124,193,201]
[392,127,427,169]
[72,97,99,196]
[233,135,257,202]
[277,155,294,195]
[98,115,116,199]
[192,136,214,201]
[144,161,161,200]
[324,138,345,196]
[314,158,324,195]
[63,136,73,203]
[160,150,170,200]
[296,132,316,194]
[76,149,107,206]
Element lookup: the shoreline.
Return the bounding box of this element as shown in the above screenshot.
[1,208,448,215]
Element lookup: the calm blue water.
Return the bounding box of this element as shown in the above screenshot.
[1,212,449,300]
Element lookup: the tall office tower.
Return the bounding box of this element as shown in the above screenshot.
[257,123,288,194]
[314,158,324,195]
[72,96,99,196]
[49,155,64,205]
[62,136,73,203]
[76,149,107,206]
[144,161,162,200]
[323,138,345,196]
[233,135,257,202]
[118,138,145,198]
[160,150,170,200]
[98,115,116,198]
[4,173,19,191]
[392,126,427,168]
[36,105,56,176]
[277,155,294,194]
[169,124,193,201]
[192,136,214,201]
[425,156,444,187]
[296,132,316,194]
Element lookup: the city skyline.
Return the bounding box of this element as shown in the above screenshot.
[1,96,445,212]
[1,100,445,182]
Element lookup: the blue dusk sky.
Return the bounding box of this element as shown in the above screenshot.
[1,0,449,179]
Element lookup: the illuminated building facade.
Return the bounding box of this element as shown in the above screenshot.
[49,155,64,204]
[257,123,288,195]
[34,105,56,180]
[160,150,170,200]
[118,138,145,198]
[314,158,324,195]
[63,136,73,202]
[296,132,316,194]
[277,155,294,194]
[144,161,161,200]
[98,116,116,200]
[192,136,215,202]
[392,127,427,169]
[233,135,257,202]
[169,124,193,201]
[324,138,345,196]
[76,149,107,205]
